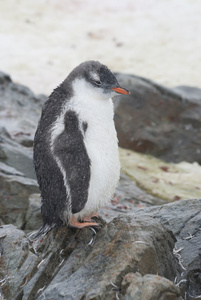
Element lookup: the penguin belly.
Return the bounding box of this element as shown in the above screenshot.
[80,122,120,218]
[71,100,120,219]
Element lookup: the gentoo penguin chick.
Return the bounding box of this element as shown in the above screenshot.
[33,60,129,233]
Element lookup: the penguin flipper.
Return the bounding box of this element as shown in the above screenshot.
[52,109,91,215]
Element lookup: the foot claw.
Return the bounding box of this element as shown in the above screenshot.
[82,212,100,222]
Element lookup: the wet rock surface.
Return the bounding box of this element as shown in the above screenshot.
[0,71,45,144]
[0,130,39,228]
[1,199,201,299]
[0,215,179,300]
[115,73,201,164]
[0,71,201,299]
[132,198,201,299]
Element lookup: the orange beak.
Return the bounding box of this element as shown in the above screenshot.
[112,87,130,95]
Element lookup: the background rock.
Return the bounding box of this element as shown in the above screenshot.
[0,127,35,180]
[115,73,201,164]
[0,71,45,142]
[0,161,39,228]
[0,72,41,228]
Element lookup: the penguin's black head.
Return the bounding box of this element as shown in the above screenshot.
[67,60,130,99]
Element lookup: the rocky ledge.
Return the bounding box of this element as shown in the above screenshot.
[1,198,201,299]
[0,71,201,299]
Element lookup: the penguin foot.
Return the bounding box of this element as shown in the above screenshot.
[69,216,100,229]
[82,212,99,222]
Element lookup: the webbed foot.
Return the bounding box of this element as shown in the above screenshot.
[82,212,99,222]
[69,215,100,229]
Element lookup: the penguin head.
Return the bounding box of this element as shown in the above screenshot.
[67,61,130,100]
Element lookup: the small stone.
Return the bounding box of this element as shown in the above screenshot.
[121,272,182,300]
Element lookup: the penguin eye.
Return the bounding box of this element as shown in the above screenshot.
[94,80,102,86]
[90,71,102,86]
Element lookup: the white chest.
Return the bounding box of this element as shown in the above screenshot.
[70,80,120,216]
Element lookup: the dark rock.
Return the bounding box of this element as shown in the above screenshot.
[0,225,40,300]
[130,198,201,299]
[0,71,11,85]
[0,127,36,179]
[114,73,201,163]
[0,71,46,141]
[0,71,43,229]
[0,215,179,300]
[0,161,39,228]
[1,196,200,299]
[0,69,46,180]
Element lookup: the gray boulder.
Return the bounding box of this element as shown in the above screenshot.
[0,200,201,300]
[114,73,201,163]
[0,161,39,228]
[0,214,180,300]
[0,71,45,143]
[0,71,42,228]
[1,199,200,299]
[0,224,40,300]
[0,127,36,180]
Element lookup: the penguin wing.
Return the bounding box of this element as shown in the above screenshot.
[52,110,91,214]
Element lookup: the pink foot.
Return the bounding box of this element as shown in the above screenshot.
[69,215,100,229]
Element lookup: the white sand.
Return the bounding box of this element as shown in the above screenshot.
[0,0,201,95]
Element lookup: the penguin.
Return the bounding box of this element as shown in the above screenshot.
[33,60,129,234]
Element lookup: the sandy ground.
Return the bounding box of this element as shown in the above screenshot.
[120,148,201,202]
[0,0,201,95]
